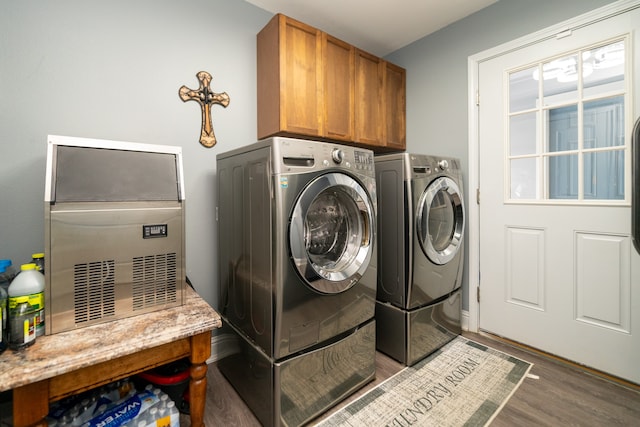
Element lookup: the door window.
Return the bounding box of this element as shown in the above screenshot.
[507,39,628,203]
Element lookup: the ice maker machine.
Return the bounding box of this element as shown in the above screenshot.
[44,135,186,334]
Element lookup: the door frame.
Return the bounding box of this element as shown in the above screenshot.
[466,0,639,333]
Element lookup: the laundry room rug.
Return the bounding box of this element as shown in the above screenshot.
[314,336,532,427]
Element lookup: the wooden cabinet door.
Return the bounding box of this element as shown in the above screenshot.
[257,14,322,139]
[354,49,383,146]
[383,61,406,150]
[281,16,323,136]
[323,34,354,141]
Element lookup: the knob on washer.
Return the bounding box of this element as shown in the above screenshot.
[438,159,449,170]
[332,149,344,164]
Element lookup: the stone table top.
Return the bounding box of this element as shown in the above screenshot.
[0,285,221,391]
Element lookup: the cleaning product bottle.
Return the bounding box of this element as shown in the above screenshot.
[8,263,45,347]
[7,294,37,349]
[31,252,45,274]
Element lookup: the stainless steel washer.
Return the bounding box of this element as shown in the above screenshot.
[216,137,377,426]
[375,153,464,366]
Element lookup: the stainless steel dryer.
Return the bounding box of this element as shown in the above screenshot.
[216,137,377,427]
[375,153,464,366]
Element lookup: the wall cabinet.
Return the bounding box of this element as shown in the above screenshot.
[257,15,322,138]
[354,49,383,146]
[257,14,406,152]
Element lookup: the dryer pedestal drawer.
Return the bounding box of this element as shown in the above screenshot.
[375,290,461,366]
[218,318,376,427]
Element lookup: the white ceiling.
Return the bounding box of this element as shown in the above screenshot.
[244,0,498,57]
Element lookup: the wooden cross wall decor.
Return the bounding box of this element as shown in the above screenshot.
[179,71,230,148]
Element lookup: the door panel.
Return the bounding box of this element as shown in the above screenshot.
[478,7,640,383]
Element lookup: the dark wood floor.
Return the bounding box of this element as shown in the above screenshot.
[189,331,640,426]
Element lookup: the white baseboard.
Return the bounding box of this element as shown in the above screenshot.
[207,333,239,364]
[461,309,470,332]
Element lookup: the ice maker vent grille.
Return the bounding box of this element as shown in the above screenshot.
[132,253,178,310]
[74,260,116,324]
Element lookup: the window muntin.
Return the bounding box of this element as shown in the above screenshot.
[507,39,627,203]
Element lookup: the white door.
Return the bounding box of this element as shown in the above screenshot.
[478,6,640,383]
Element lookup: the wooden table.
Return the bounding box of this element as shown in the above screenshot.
[0,286,221,427]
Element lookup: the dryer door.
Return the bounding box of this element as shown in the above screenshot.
[290,172,375,294]
[417,177,465,265]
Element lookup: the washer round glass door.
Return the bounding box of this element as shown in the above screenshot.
[289,172,374,294]
[416,176,465,265]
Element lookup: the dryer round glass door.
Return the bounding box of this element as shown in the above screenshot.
[289,172,375,294]
[417,176,465,265]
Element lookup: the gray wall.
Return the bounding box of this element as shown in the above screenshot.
[0,0,271,307]
[0,0,616,312]
[385,0,616,311]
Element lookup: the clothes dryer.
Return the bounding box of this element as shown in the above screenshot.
[375,153,464,366]
[216,137,377,426]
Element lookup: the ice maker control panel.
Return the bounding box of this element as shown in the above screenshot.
[143,224,168,239]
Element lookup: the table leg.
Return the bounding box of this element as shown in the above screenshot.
[13,379,49,427]
[189,331,212,427]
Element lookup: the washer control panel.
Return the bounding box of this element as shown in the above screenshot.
[353,149,374,171]
[274,137,375,175]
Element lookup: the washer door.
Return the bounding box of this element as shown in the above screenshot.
[416,176,465,265]
[289,172,375,294]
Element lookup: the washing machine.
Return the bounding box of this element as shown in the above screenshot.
[375,153,464,366]
[216,137,377,426]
